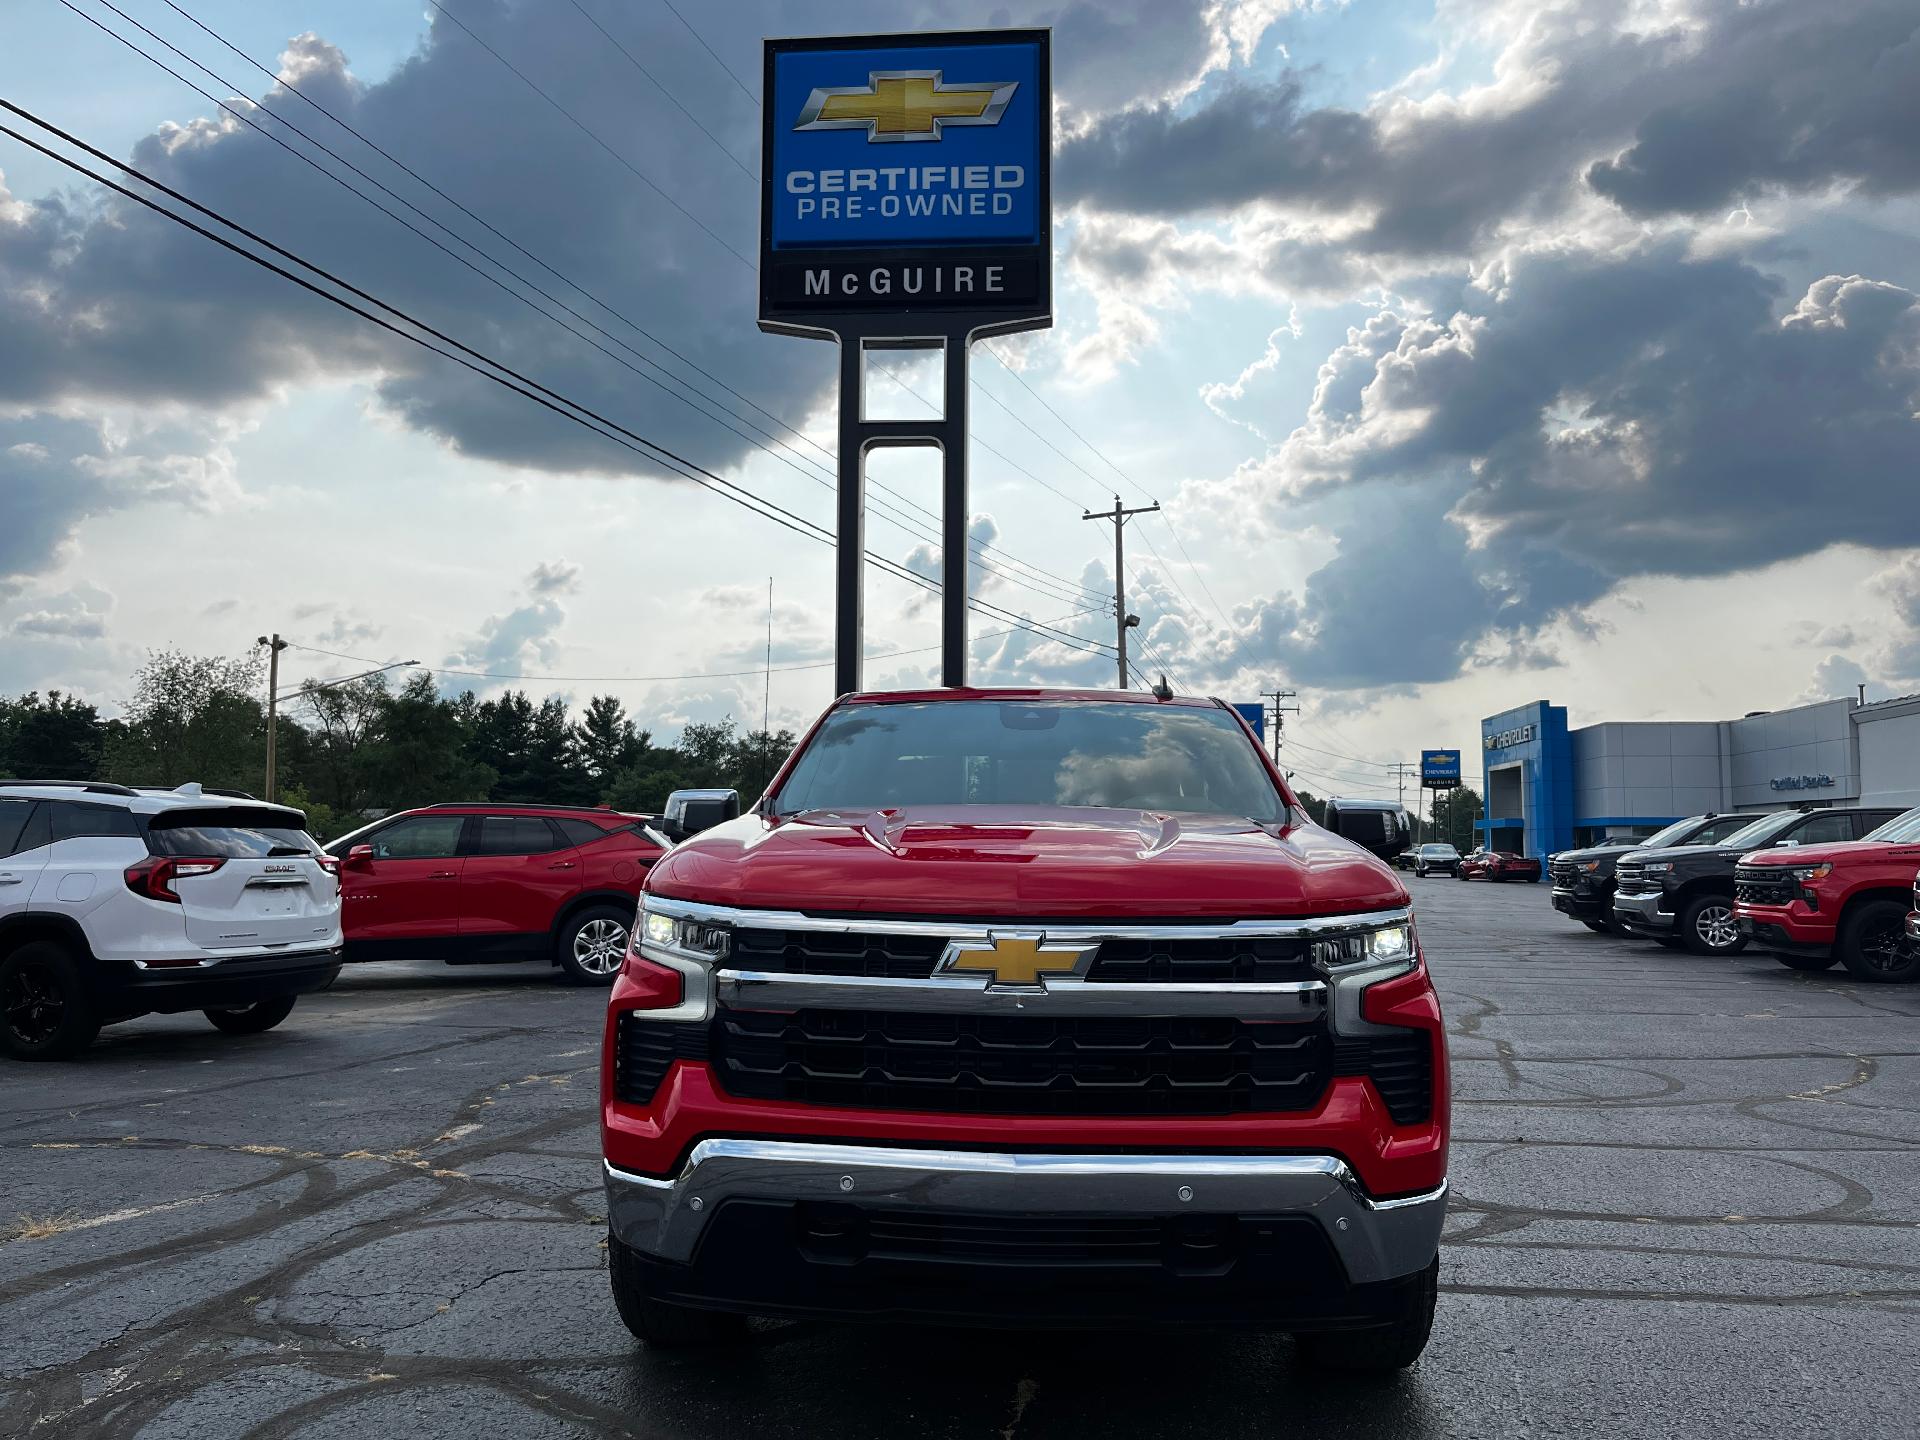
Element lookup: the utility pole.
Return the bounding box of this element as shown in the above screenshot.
[257,633,289,802]
[1082,493,1159,688]
[1387,761,1419,841]
[1260,688,1299,764]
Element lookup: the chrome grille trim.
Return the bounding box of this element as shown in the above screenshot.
[642,895,1412,944]
[717,969,1327,1018]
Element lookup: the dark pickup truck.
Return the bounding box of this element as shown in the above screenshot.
[1612,806,1901,955]
[1547,814,1755,933]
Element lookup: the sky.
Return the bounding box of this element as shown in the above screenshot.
[4,0,1920,806]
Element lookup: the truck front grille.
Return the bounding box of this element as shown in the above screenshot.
[1614,863,1658,896]
[1334,1032,1434,1127]
[1548,860,1577,888]
[728,926,1320,984]
[1734,865,1795,907]
[710,1008,1337,1117]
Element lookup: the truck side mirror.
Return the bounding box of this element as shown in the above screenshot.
[1323,799,1411,862]
[344,843,375,871]
[662,788,741,842]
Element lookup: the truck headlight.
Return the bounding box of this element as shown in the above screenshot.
[1786,864,1832,883]
[640,906,730,959]
[1367,923,1412,964]
[1641,861,1673,874]
[1578,860,1601,873]
[1316,919,1416,971]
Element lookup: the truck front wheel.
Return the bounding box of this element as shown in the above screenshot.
[1294,1258,1437,1372]
[1680,895,1746,956]
[1837,900,1916,984]
[607,1234,750,1346]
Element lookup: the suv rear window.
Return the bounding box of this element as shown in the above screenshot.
[554,817,611,846]
[147,807,316,858]
[774,700,1286,823]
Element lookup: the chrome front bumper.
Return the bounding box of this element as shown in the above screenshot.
[605,1140,1446,1286]
[1612,890,1673,929]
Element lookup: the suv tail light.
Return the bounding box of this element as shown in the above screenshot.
[124,855,226,903]
[316,854,342,880]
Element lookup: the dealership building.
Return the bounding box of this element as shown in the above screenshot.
[1474,694,1920,858]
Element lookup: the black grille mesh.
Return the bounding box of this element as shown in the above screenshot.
[613,1014,710,1106]
[1334,1031,1434,1126]
[711,1008,1334,1117]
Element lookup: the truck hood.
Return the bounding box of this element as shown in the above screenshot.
[1739,839,1920,868]
[1620,841,1749,866]
[1551,843,1636,865]
[646,805,1406,919]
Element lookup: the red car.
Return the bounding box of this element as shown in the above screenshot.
[1734,804,1920,982]
[326,804,667,983]
[1455,848,1541,883]
[602,688,1447,1371]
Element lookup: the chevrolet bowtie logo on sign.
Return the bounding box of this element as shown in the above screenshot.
[795,72,1019,143]
[935,933,1099,988]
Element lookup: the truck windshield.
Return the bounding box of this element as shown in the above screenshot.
[1716,810,1798,850]
[1640,817,1702,848]
[773,700,1286,824]
[1864,806,1920,843]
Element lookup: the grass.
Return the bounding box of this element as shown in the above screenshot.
[2,1210,85,1243]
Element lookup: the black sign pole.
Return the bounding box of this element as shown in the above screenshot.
[762,30,1050,697]
[833,337,866,697]
[941,331,970,686]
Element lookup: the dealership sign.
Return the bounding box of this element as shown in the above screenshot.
[1769,773,1836,792]
[1485,724,1535,752]
[760,30,1052,335]
[1421,749,1462,789]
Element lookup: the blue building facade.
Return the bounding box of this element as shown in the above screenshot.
[1476,701,1574,858]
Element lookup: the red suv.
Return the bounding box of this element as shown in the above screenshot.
[326,805,667,983]
[602,689,1447,1370]
[1734,805,1920,982]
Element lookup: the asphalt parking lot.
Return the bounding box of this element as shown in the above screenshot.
[3,879,1918,1439]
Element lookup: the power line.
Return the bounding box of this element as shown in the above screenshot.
[0,108,1108,663]
[420,0,752,267]
[656,0,758,105]
[282,605,1108,685]
[110,1,1102,613]
[564,0,756,179]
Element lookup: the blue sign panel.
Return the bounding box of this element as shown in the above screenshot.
[1232,702,1266,742]
[759,30,1052,335]
[1421,749,1461,786]
[769,41,1044,251]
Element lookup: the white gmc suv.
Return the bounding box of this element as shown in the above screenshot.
[0,781,342,1060]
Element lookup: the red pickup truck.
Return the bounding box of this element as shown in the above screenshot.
[600,688,1449,1370]
[1733,805,1920,982]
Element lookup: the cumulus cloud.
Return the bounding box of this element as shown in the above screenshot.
[1181,247,1920,682]
[1061,1,1920,249]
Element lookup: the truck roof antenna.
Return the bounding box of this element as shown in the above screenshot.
[1151,674,1173,701]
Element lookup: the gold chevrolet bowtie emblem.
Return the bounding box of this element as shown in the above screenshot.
[934,933,1099,987]
[795,71,1018,143]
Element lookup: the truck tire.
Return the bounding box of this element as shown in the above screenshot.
[1679,895,1746,956]
[1294,1258,1436,1372]
[204,996,297,1034]
[1,941,102,1061]
[607,1234,749,1346]
[1774,951,1839,972]
[1837,900,1916,983]
[556,904,633,986]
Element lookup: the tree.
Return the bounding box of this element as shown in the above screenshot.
[358,673,494,812]
[576,694,647,793]
[0,691,107,779]
[1427,786,1483,851]
[1291,787,1328,826]
[293,674,390,814]
[103,650,267,792]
